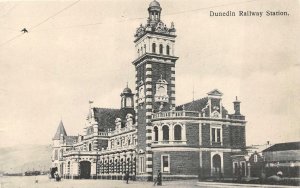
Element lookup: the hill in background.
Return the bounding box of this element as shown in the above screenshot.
[0,144,52,173]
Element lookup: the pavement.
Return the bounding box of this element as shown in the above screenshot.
[0,175,199,188]
[1,175,298,188]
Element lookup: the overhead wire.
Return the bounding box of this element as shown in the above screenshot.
[29,0,80,31]
[0,0,80,48]
[39,0,260,30]
[0,0,260,48]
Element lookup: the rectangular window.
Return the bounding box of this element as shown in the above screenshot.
[161,155,170,173]
[211,126,222,144]
[139,157,145,173]
[216,129,221,142]
[212,128,215,142]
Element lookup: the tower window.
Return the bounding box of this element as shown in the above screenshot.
[141,47,143,54]
[144,44,146,53]
[88,143,92,151]
[138,49,140,56]
[166,45,170,55]
[152,43,156,53]
[159,44,163,54]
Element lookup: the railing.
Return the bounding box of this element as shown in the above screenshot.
[152,110,200,119]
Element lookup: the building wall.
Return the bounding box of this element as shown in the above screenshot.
[152,150,199,178]
[186,123,199,146]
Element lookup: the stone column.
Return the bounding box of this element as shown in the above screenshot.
[169,123,174,144]
[158,125,163,143]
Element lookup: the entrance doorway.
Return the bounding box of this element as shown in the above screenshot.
[212,154,221,177]
[80,161,91,179]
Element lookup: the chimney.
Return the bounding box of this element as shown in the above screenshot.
[233,96,241,115]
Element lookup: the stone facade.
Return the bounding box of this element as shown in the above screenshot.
[51,0,247,181]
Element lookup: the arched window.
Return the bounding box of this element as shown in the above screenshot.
[166,45,170,55]
[174,125,182,140]
[137,49,140,56]
[141,47,143,54]
[162,125,169,141]
[159,44,163,54]
[88,143,92,151]
[144,44,147,53]
[152,43,156,53]
[154,126,158,141]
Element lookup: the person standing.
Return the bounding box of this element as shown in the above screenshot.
[125,171,130,184]
[157,170,162,186]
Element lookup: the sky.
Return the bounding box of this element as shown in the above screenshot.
[0,0,299,148]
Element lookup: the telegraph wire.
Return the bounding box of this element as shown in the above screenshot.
[0,0,80,48]
[29,0,80,31]
[0,0,259,48]
[39,0,260,30]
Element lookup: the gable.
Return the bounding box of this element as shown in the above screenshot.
[207,89,223,96]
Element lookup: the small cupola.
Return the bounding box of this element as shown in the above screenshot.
[148,0,162,25]
[121,83,134,109]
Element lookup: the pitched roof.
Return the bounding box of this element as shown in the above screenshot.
[263,142,300,152]
[53,120,67,140]
[176,97,208,112]
[65,136,78,145]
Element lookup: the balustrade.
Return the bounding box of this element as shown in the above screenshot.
[152,110,200,119]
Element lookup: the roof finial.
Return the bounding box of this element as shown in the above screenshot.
[192,84,195,101]
[126,81,128,88]
[160,74,163,80]
[236,96,238,101]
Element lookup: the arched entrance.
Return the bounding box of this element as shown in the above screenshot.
[80,161,91,179]
[212,154,221,177]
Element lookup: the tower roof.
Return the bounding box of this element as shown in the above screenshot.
[149,0,161,8]
[122,87,132,94]
[52,120,67,140]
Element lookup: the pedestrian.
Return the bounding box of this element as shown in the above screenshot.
[125,171,130,184]
[157,170,162,186]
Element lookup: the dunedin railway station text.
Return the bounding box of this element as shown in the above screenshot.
[210,10,289,17]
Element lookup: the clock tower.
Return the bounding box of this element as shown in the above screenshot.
[132,0,179,180]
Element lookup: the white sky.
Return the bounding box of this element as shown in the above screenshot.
[0,0,299,148]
